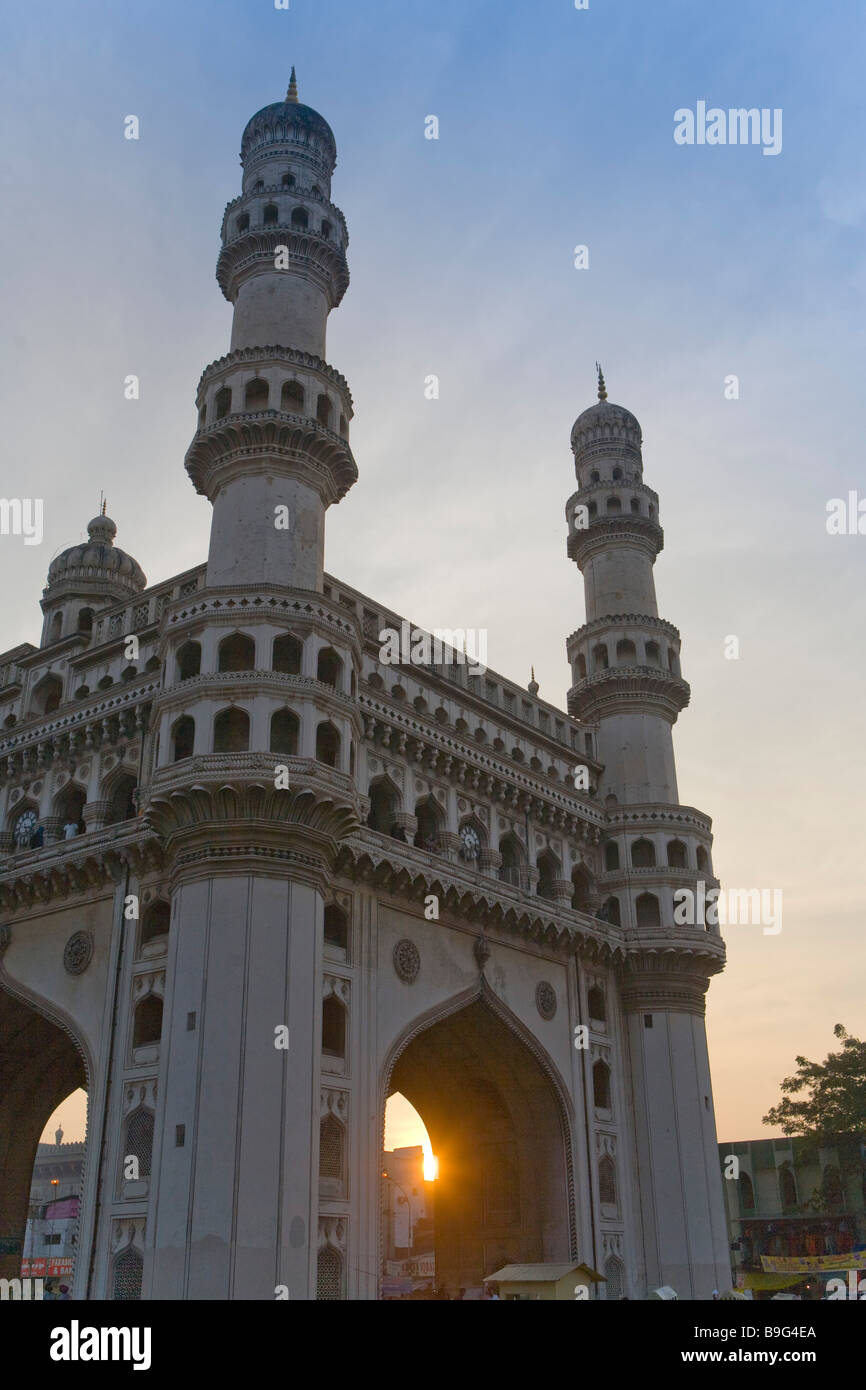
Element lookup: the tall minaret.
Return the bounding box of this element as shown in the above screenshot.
[565,371,730,1297]
[185,69,356,591]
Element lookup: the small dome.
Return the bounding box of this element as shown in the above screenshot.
[241,82,337,172]
[45,513,146,598]
[570,374,642,468]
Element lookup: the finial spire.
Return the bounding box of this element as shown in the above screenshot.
[595,362,607,401]
[287,67,299,103]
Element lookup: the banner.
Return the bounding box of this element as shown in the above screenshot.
[760,1253,864,1274]
[20,1258,74,1277]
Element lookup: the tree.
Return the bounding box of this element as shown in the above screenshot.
[763,1024,866,1149]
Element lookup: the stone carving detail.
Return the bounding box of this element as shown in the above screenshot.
[393,938,420,984]
[473,935,491,970]
[536,980,557,1020]
[63,930,94,976]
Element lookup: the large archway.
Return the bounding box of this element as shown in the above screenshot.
[384,993,575,1294]
[0,987,87,1285]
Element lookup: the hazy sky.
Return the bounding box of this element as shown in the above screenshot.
[8,0,864,1148]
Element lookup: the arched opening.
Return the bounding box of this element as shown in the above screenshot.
[236,212,250,235]
[218,632,255,672]
[666,839,687,868]
[316,647,342,689]
[49,613,63,642]
[77,608,94,636]
[291,207,309,230]
[696,846,709,872]
[316,394,333,428]
[598,1155,617,1207]
[536,850,559,901]
[270,708,299,756]
[591,645,608,673]
[322,996,346,1059]
[592,1060,611,1110]
[244,377,269,410]
[413,797,442,852]
[56,784,86,838]
[323,903,348,951]
[272,632,302,674]
[281,379,304,413]
[615,639,636,665]
[821,1165,843,1208]
[133,995,163,1051]
[635,892,661,928]
[0,996,89,1291]
[31,674,63,717]
[645,640,661,665]
[605,496,622,514]
[612,467,623,481]
[123,1107,154,1181]
[384,996,574,1295]
[281,173,295,188]
[603,896,621,926]
[603,1255,624,1301]
[316,1245,342,1301]
[319,1114,345,1192]
[321,220,332,239]
[177,640,201,682]
[498,834,524,888]
[213,707,250,753]
[140,900,170,951]
[577,653,587,679]
[604,841,619,871]
[367,778,400,836]
[571,865,593,913]
[630,498,641,514]
[171,715,195,762]
[739,1171,755,1212]
[587,985,606,1024]
[214,386,232,419]
[631,838,656,868]
[779,1163,797,1209]
[315,721,340,768]
[262,203,278,227]
[104,773,137,826]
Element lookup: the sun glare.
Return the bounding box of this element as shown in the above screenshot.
[385,1092,438,1181]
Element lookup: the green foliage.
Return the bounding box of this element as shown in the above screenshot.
[763,1024,866,1149]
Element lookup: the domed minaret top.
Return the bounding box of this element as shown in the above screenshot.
[239,67,338,188]
[40,507,146,646]
[570,365,643,477]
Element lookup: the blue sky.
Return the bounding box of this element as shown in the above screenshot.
[4,0,865,1140]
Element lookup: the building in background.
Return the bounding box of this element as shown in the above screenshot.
[719,1135,866,1297]
[381,1145,435,1296]
[20,1128,84,1286]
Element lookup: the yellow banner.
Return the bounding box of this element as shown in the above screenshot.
[760,1253,864,1273]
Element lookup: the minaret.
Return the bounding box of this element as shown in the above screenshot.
[565,372,730,1297]
[185,70,356,591]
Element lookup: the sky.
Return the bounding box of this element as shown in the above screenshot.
[5,0,864,1148]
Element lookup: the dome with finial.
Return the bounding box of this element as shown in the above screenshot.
[44,510,146,601]
[240,69,337,171]
[528,667,539,697]
[570,364,642,469]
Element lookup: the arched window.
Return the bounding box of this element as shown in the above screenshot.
[262,203,278,226]
[316,647,342,689]
[315,721,340,767]
[319,1114,344,1182]
[273,632,302,674]
[696,845,709,872]
[78,607,94,635]
[133,995,163,1049]
[244,377,269,410]
[291,207,309,230]
[536,850,559,901]
[281,380,304,413]
[177,641,201,682]
[587,985,606,1022]
[667,646,677,671]
[635,892,661,928]
[593,1060,611,1109]
[172,715,195,761]
[215,386,232,419]
[339,413,347,437]
[324,903,347,949]
[604,1255,624,1301]
[645,640,661,665]
[667,839,687,868]
[616,639,636,664]
[50,612,63,641]
[606,496,622,514]
[821,1165,843,1207]
[123,1108,154,1180]
[498,834,524,886]
[140,900,170,948]
[598,1155,617,1206]
[571,864,592,912]
[739,1171,755,1211]
[281,172,295,187]
[779,1163,797,1209]
[603,896,621,926]
[322,997,346,1057]
[316,394,333,428]
[367,779,399,835]
[577,653,587,679]
[31,674,63,716]
[631,838,656,868]
[414,797,442,851]
[105,773,137,826]
[236,212,250,234]
[270,708,299,755]
[121,665,138,683]
[590,470,600,484]
[254,179,264,191]
[630,497,641,514]
[213,707,250,753]
[604,841,619,871]
[218,632,255,672]
[321,220,332,239]
[112,1246,143,1301]
[316,1246,342,1300]
[311,184,323,198]
[612,466,623,481]
[592,645,609,672]
[56,784,86,836]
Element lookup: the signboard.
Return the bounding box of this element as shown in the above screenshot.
[20,1258,74,1277]
[760,1253,864,1274]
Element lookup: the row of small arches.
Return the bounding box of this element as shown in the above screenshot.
[203,379,347,434]
[176,633,348,691]
[10,771,138,845]
[576,640,678,676]
[234,204,335,240]
[170,707,340,766]
[604,838,709,872]
[580,496,655,520]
